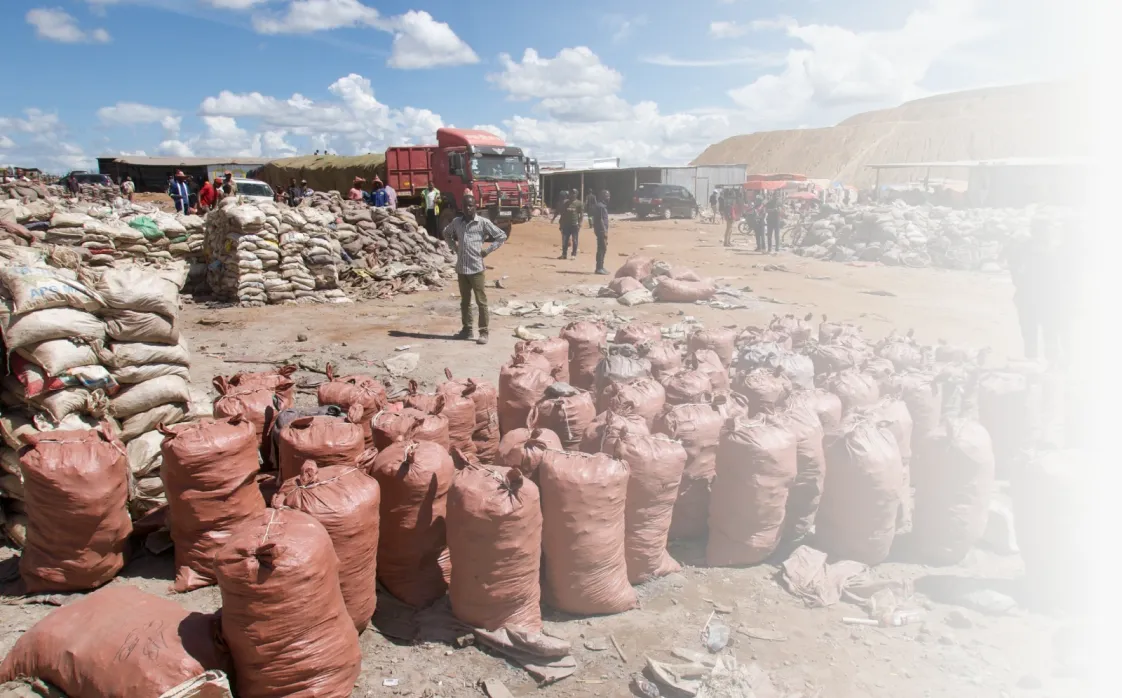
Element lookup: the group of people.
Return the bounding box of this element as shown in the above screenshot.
[551,188,611,274]
[347,176,397,209]
[279,178,313,207]
[709,187,785,253]
[168,170,240,214]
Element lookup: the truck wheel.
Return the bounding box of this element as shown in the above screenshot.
[499,221,513,237]
[661,208,672,220]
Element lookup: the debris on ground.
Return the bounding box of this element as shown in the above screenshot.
[383,351,420,376]
[491,299,570,317]
[779,545,868,607]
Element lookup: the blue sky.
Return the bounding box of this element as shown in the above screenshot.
[0,0,1086,173]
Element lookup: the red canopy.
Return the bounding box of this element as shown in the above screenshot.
[742,180,787,191]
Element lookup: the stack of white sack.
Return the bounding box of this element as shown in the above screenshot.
[84,263,202,515]
[1,196,205,266]
[204,197,349,306]
[0,248,205,528]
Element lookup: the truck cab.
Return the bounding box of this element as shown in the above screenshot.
[386,128,531,234]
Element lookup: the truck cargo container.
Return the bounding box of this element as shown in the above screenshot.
[386,128,531,234]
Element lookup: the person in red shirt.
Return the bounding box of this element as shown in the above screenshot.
[197,177,217,213]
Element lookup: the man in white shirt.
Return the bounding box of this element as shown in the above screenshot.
[443,191,507,344]
[423,182,441,237]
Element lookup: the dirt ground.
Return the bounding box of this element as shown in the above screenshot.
[0,215,1083,697]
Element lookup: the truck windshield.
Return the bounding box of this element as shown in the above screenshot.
[471,154,527,181]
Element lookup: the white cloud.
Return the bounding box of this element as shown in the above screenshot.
[601,15,646,44]
[252,0,382,35]
[479,46,741,164]
[160,115,183,139]
[197,73,445,154]
[488,47,622,100]
[536,95,635,123]
[0,135,15,149]
[97,102,177,126]
[728,0,994,122]
[710,21,747,39]
[641,52,784,68]
[502,103,737,166]
[202,0,270,8]
[0,108,91,172]
[157,139,195,158]
[26,8,112,44]
[385,10,478,69]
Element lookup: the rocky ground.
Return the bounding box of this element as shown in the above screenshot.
[0,214,1084,698]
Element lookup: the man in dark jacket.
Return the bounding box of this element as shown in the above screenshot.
[592,190,610,274]
[765,194,783,252]
[1007,215,1060,362]
[559,191,583,259]
[168,170,190,214]
[721,189,735,247]
[551,190,568,223]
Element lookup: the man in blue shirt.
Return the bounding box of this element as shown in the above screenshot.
[168,170,190,214]
[367,178,389,207]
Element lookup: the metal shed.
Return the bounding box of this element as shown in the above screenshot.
[540,163,750,214]
[540,166,664,214]
[661,165,749,205]
[97,156,271,193]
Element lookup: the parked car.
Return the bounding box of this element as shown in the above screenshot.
[632,183,698,219]
[232,178,275,203]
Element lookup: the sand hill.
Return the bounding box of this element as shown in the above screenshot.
[691,82,1088,187]
[256,153,387,195]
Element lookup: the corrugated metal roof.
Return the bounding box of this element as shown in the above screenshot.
[103,156,271,166]
[541,165,665,175]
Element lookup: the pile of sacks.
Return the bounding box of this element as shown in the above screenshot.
[793,201,1077,270]
[204,196,350,305]
[0,247,203,538]
[598,255,716,306]
[495,313,1067,582]
[0,180,56,205]
[0,317,1077,695]
[302,191,456,299]
[0,191,206,266]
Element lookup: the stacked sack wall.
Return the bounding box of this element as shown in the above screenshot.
[0,249,201,536]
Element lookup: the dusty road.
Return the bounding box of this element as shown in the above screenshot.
[1,216,1077,698]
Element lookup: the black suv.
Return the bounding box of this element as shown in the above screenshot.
[66,171,113,186]
[632,183,697,219]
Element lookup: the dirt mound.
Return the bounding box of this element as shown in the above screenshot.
[256,154,387,195]
[691,82,1087,187]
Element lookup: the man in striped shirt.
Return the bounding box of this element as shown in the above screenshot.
[442,191,508,345]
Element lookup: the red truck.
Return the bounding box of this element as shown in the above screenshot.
[385,128,531,234]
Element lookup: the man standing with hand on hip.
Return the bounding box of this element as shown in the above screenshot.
[443,191,507,345]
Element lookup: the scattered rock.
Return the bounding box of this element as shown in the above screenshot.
[583,637,609,652]
[957,589,1017,616]
[479,678,514,698]
[981,500,1019,554]
[296,333,308,342]
[945,610,974,629]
